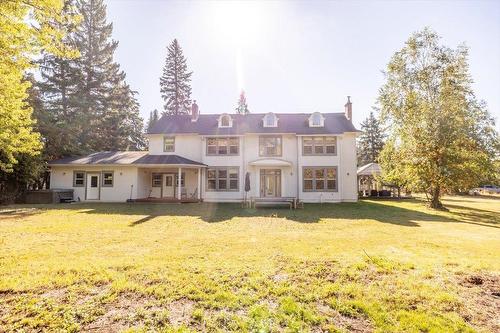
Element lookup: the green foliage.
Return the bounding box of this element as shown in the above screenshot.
[357,110,385,166]
[37,0,146,155]
[160,39,193,115]
[0,0,77,171]
[378,28,499,208]
[0,197,498,331]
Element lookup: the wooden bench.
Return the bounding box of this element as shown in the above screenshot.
[250,197,298,209]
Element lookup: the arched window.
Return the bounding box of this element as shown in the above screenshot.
[263,112,278,127]
[309,112,324,127]
[218,114,232,128]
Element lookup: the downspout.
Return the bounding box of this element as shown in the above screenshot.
[296,135,300,201]
[242,135,246,201]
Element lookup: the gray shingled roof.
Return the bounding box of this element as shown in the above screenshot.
[148,113,359,135]
[49,151,206,166]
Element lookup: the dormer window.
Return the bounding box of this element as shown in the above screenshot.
[218,114,232,128]
[309,112,324,127]
[263,112,278,127]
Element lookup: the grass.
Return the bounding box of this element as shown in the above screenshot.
[0,196,498,332]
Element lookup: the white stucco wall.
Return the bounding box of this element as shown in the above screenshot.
[50,166,139,202]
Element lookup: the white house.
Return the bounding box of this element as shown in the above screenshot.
[49,97,359,203]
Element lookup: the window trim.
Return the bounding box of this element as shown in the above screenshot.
[302,136,337,156]
[163,136,175,152]
[101,171,114,187]
[259,135,283,157]
[206,166,240,192]
[73,171,86,187]
[218,114,233,128]
[263,113,278,127]
[302,166,338,192]
[152,173,162,187]
[308,112,325,127]
[206,137,240,156]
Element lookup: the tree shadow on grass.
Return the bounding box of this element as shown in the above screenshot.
[44,199,499,229]
[0,207,43,221]
[3,199,497,229]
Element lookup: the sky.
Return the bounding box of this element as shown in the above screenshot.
[105,0,500,130]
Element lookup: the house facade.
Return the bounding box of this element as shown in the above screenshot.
[49,97,359,203]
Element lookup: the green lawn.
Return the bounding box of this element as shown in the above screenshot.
[0,196,498,332]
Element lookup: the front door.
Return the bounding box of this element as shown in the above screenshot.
[260,169,281,197]
[86,173,100,200]
[162,174,175,198]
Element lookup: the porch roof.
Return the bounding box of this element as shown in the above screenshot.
[248,158,292,167]
[48,151,206,167]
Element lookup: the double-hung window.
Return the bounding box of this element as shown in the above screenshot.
[102,171,114,187]
[303,167,337,191]
[73,171,85,187]
[259,136,282,156]
[163,136,175,152]
[302,136,336,155]
[207,167,239,191]
[206,137,239,155]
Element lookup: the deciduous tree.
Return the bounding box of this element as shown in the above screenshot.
[378,28,499,209]
[0,0,75,171]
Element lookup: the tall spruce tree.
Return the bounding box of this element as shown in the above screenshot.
[235,90,250,114]
[37,0,82,158]
[72,0,145,151]
[357,110,385,166]
[146,109,160,132]
[160,39,193,115]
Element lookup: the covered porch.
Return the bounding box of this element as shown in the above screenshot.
[133,155,206,202]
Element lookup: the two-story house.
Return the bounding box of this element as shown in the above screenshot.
[49,97,359,203]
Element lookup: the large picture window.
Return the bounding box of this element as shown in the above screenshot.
[303,167,337,191]
[206,137,239,155]
[207,167,239,191]
[163,136,175,152]
[259,136,282,156]
[73,171,85,187]
[302,136,336,155]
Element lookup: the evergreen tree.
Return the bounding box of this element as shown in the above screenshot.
[37,0,146,154]
[357,110,385,166]
[37,0,82,158]
[160,39,193,115]
[72,0,145,151]
[147,109,160,132]
[235,90,250,114]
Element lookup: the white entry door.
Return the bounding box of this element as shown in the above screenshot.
[163,174,175,198]
[86,173,100,200]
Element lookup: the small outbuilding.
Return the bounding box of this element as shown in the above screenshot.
[357,163,401,198]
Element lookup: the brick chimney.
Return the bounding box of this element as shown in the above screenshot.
[191,100,199,122]
[344,96,352,121]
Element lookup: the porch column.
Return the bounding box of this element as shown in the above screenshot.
[178,167,182,199]
[197,167,201,200]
